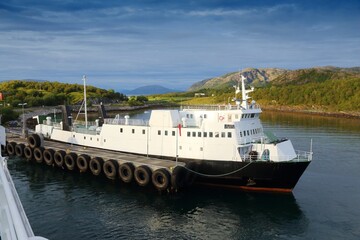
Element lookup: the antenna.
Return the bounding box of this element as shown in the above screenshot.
[82,75,88,130]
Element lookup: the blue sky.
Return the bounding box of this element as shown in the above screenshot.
[1,0,359,91]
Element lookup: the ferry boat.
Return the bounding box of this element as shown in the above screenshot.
[32,75,312,193]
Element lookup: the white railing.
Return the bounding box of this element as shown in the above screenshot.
[0,156,48,240]
[181,104,261,111]
[104,118,149,126]
[242,150,312,162]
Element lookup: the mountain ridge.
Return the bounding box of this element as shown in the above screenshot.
[188,66,360,91]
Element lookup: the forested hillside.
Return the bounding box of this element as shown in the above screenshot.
[0,80,127,107]
[182,67,360,113]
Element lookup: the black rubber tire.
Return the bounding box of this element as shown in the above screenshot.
[171,166,187,190]
[183,162,198,187]
[6,142,16,156]
[65,152,78,170]
[15,143,25,157]
[118,162,135,183]
[28,134,41,148]
[43,148,55,166]
[24,146,33,161]
[77,154,90,173]
[89,157,104,176]
[134,165,152,187]
[152,168,171,191]
[54,150,66,167]
[103,159,118,180]
[34,147,45,163]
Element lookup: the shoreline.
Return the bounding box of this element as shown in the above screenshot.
[260,105,360,119]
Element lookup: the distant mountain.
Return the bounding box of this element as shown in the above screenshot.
[123,85,181,95]
[188,68,287,91]
[188,66,360,91]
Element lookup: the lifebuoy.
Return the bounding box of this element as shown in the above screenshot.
[103,159,118,180]
[219,115,225,121]
[152,168,171,191]
[89,157,104,176]
[134,165,152,187]
[6,142,16,156]
[24,146,33,161]
[77,154,90,173]
[15,143,25,157]
[118,162,135,183]
[28,134,41,148]
[65,152,77,170]
[43,148,55,166]
[54,150,66,167]
[171,166,187,190]
[33,147,45,163]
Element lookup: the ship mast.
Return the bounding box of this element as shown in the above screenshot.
[83,75,88,129]
[240,75,254,109]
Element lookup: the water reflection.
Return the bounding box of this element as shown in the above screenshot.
[8,156,308,240]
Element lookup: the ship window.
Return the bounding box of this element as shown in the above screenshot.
[132,129,135,134]
[73,134,75,138]
[187,132,191,137]
[97,138,99,141]
[228,132,232,138]
[200,147,203,151]
[84,136,86,140]
[90,137,92,140]
[104,139,106,142]
[120,128,123,133]
[240,132,242,137]
[251,114,255,118]
[241,115,244,119]
[186,114,189,118]
[203,132,207,137]
[158,130,161,135]
[165,130,168,136]
[204,114,207,118]
[247,130,250,135]
[198,132,201,137]
[142,129,146,134]
[221,132,225,138]
[192,132,196,137]
[172,131,175,136]
[190,114,193,119]
[243,131,246,136]
[209,132,213,137]
[215,132,219,138]
[179,146,182,150]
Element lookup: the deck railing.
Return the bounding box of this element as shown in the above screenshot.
[181,104,261,111]
[0,157,47,239]
[104,118,149,126]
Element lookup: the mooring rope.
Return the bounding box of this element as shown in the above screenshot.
[180,161,253,178]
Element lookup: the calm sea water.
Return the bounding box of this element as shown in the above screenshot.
[6,111,360,240]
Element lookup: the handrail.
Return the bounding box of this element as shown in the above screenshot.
[242,150,312,162]
[0,157,34,239]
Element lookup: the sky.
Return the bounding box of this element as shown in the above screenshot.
[0,0,359,91]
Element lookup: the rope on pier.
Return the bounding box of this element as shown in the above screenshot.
[180,161,253,178]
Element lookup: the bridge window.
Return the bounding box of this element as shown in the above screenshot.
[158,130,161,135]
[165,130,168,136]
[172,131,175,136]
[120,128,123,133]
[203,132,207,137]
[187,132,190,137]
[192,132,196,137]
[215,132,219,138]
[132,129,135,134]
[209,132,213,137]
[228,132,232,138]
[198,132,201,137]
[221,132,225,138]
[142,129,146,134]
